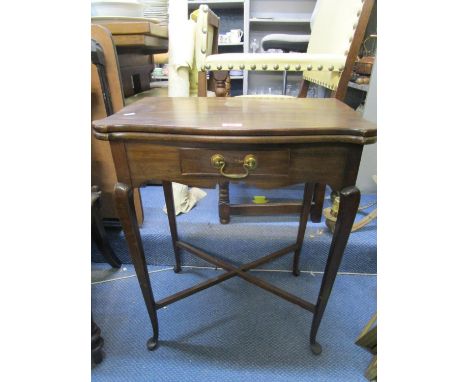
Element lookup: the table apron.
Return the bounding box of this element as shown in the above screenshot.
[113,142,363,190]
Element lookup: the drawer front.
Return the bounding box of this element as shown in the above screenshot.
[180,148,290,178]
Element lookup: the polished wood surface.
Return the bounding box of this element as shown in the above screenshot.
[92,18,168,54]
[91,24,144,225]
[91,18,168,38]
[92,97,375,355]
[93,97,376,142]
[92,19,168,97]
[112,35,168,54]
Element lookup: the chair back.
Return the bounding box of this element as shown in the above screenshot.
[305,0,374,98]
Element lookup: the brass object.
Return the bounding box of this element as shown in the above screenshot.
[228,64,234,70]
[240,64,245,70]
[273,64,279,70]
[243,154,257,170]
[295,64,301,71]
[211,154,225,169]
[284,64,290,70]
[262,64,268,70]
[317,65,323,71]
[210,154,258,179]
[328,65,334,71]
[201,48,206,54]
[250,64,256,70]
[339,65,345,72]
[324,195,377,233]
[306,64,312,71]
[217,65,222,70]
[202,27,207,34]
[205,64,211,70]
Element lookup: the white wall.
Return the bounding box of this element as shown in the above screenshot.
[356,55,377,193]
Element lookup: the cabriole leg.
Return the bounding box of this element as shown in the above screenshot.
[309,186,360,355]
[114,183,159,350]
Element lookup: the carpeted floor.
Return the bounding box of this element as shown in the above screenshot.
[92,184,377,381]
[92,264,376,382]
[92,184,377,273]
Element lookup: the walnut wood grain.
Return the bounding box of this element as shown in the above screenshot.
[92,97,376,142]
[93,97,376,355]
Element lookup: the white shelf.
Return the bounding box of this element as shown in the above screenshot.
[348,81,369,92]
[219,42,244,46]
[250,18,310,24]
[188,0,244,9]
[230,75,244,79]
[151,75,168,80]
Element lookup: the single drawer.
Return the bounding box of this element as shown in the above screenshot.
[179,148,290,179]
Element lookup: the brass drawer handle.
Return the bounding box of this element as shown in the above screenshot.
[211,154,257,179]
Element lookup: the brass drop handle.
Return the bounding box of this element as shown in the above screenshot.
[210,154,257,179]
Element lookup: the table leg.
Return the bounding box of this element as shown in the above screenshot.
[114,183,159,350]
[218,181,230,224]
[310,183,326,223]
[162,181,182,273]
[292,183,314,276]
[309,186,360,355]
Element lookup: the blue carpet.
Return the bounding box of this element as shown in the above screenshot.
[92,184,377,274]
[92,264,376,382]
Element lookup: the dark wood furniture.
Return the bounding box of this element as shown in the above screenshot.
[91,24,145,225]
[198,0,375,224]
[92,18,168,97]
[92,97,376,355]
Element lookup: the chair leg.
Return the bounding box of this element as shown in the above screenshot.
[309,186,360,355]
[198,71,207,97]
[92,199,121,268]
[91,315,104,364]
[213,71,229,97]
[218,181,230,224]
[310,183,326,223]
[162,181,182,273]
[114,183,159,351]
[292,183,315,276]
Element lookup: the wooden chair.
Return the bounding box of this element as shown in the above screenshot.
[91,24,144,226]
[196,0,375,224]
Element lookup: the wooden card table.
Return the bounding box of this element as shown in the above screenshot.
[92,97,377,355]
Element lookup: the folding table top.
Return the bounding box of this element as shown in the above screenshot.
[92,97,377,144]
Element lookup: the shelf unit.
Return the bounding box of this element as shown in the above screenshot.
[247,0,314,95]
[185,0,376,106]
[249,18,311,24]
[188,0,245,9]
